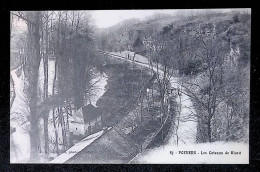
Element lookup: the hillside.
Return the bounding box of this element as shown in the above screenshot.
[96,10,250,143]
[96,11,250,67]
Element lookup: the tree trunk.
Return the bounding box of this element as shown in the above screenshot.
[207,118,212,143]
[43,12,49,156]
[29,105,40,162]
[52,108,59,155]
[226,104,230,141]
[140,97,143,124]
[66,103,69,130]
[60,106,67,151]
[52,60,59,154]
[43,115,49,155]
[26,11,42,162]
[176,86,182,146]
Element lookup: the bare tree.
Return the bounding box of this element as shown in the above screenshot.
[12,11,43,162]
[179,32,241,142]
[42,11,54,156]
[146,34,174,121]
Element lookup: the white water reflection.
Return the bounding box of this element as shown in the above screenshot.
[10,59,108,163]
[89,69,108,106]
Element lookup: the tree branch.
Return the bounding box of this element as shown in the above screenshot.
[10,11,35,26]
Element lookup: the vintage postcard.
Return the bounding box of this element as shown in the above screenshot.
[10,9,250,164]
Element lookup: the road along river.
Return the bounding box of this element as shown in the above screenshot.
[100,51,197,163]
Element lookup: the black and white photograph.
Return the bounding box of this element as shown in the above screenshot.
[10,9,250,164]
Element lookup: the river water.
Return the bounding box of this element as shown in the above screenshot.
[10,59,108,163]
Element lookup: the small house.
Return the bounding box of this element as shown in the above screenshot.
[82,103,102,123]
[82,103,103,134]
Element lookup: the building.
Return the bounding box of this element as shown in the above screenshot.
[82,103,103,135]
[142,36,153,49]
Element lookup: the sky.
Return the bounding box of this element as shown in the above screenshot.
[91,10,177,28]
[90,9,250,28]
[11,9,251,31]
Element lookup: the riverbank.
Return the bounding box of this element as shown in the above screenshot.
[10,58,109,163]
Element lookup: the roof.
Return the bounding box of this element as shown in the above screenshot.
[82,103,102,122]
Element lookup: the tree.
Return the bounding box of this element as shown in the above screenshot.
[42,11,55,156]
[179,31,242,142]
[142,19,249,143]
[141,31,177,146]
[16,11,43,162]
[133,37,144,54]
[148,32,176,119]
[11,10,98,162]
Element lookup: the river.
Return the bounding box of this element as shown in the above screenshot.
[10,58,108,163]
